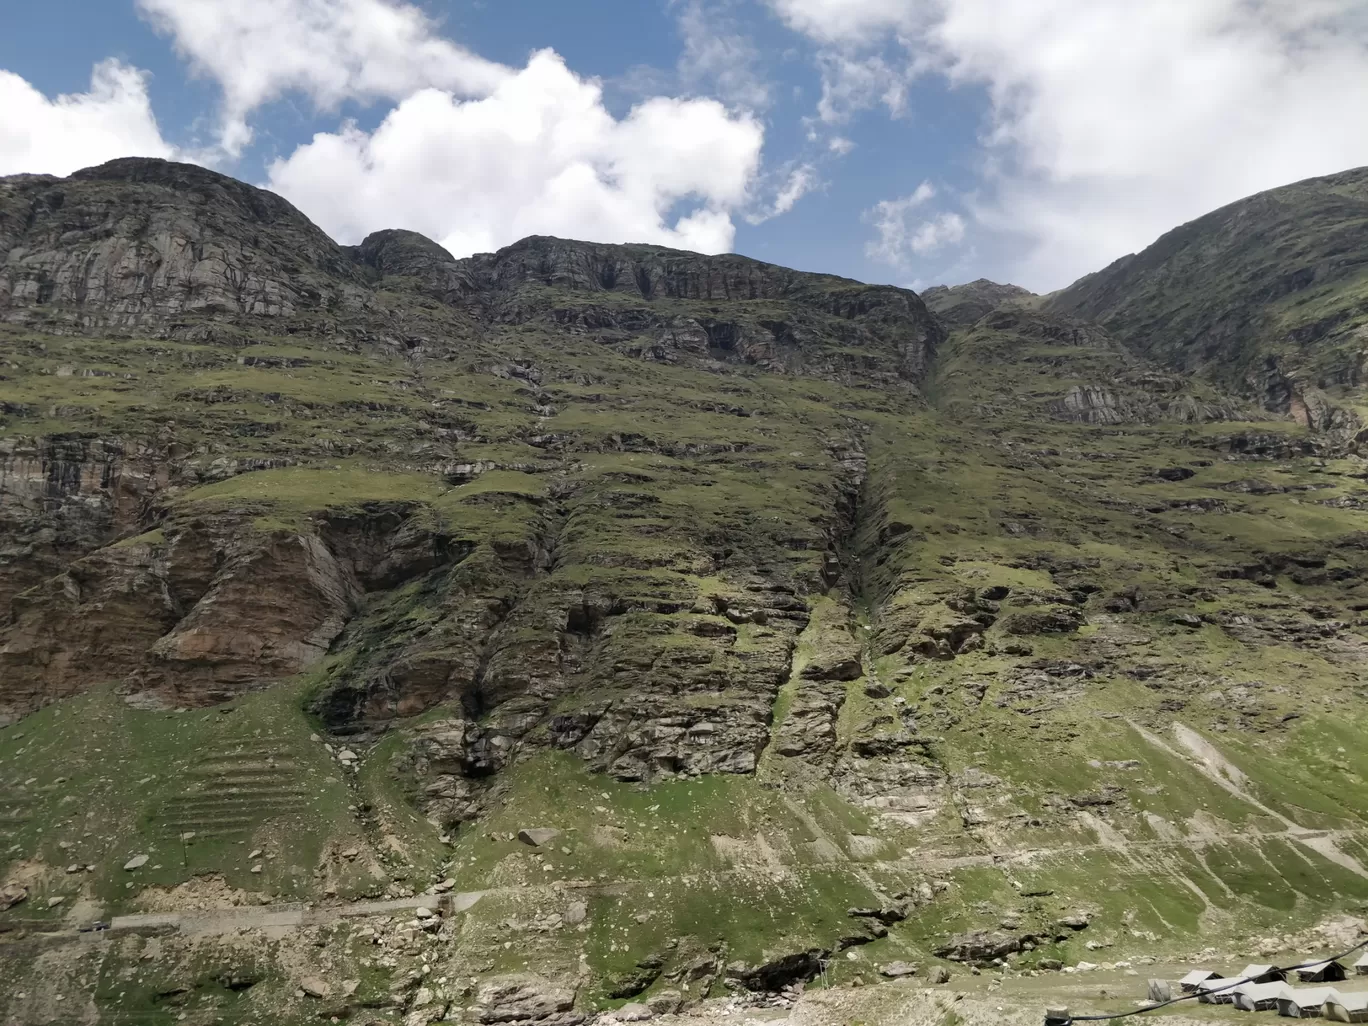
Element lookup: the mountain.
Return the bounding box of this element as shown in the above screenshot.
[920,278,1035,327]
[1047,167,1368,438]
[2,159,1368,1026]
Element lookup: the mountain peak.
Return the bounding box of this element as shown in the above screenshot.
[920,278,1036,327]
[1046,164,1368,433]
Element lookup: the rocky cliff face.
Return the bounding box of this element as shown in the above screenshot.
[3,159,1368,1026]
[1046,166,1368,442]
[0,159,365,322]
[0,159,946,737]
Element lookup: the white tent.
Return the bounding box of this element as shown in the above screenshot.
[1324,991,1368,1023]
[1198,977,1236,1004]
[1180,969,1222,994]
[1232,982,1290,1012]
[1300,960,1350,983]
[1277,987,1341,1018]
[1354,954,1368,977]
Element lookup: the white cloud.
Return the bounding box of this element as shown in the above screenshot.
[828,136,855,155]
[910,212,965,253]
[0,0,791,263]
[675,0,772,110]
[769,0,1368,289]
[0,60,175,177]
[815,52,913,122]
[769,0,915,43]
[136,0,508,154]
[864,181,963,267]
[746,163,819,224]
[266,51,765,258]
[772,165,818,216]
[125,0,776,255]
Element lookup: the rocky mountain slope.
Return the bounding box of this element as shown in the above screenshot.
[1046,166,1368,439]
[1,159,1367,1026]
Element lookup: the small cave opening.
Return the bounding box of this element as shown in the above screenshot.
[703,321,739,354]
[564,598,629,637]
[565,604,599,637]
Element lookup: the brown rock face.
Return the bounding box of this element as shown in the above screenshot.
[0,504,466,724]
[0,435,170,621]
[0,158,363,322]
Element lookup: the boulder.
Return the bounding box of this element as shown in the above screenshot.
[476,976,576,1024]
[517,828,562,847]
[934,930,1029,963]
[617,1003,655,1021]
[1155,467,1195,482]
[645,990,683,1015]
[879,961,919,978]
[1001,608,1085,636]
[801,655,864,682]
[300,977,330,999]
[728,950,828,991]
[928,966,952,984]
[606,955,666,999]
[849,904,909,925]
[0,883,27,910]
[123,854,149,871]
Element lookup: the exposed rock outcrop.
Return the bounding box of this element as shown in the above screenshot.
[921,279,1035,327]
[0,158,364,322]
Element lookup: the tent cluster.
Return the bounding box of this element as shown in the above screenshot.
[1178,956,1368,1020]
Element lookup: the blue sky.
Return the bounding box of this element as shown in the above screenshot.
[4,1,1368,293]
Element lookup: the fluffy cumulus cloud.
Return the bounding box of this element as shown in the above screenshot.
[266,50,764,257]
[0,0,773,257]
[0,60,175,177]
[135,0,509,155]
[769,0,1368,289]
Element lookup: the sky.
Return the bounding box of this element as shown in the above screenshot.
[4,1,1368,294]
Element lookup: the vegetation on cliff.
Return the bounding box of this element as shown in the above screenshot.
[2,159,1368,1025]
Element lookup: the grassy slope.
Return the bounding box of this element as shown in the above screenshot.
[3,272,1368,1021]
[1044,167,1368,412]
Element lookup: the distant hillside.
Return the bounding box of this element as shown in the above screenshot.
[1047,167,1368,438]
